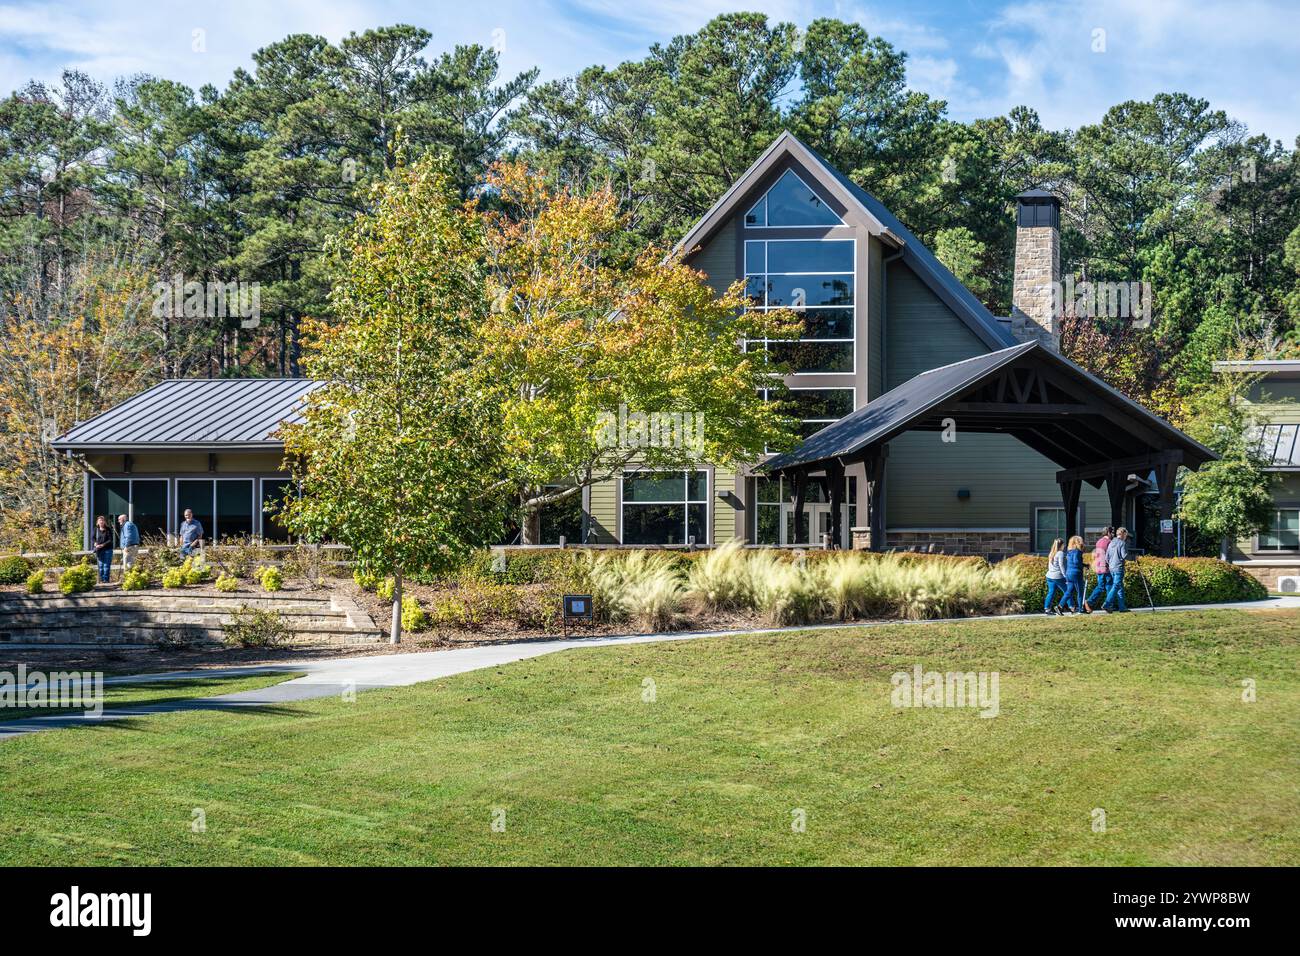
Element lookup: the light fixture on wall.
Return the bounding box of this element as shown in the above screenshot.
[957,488,971,500]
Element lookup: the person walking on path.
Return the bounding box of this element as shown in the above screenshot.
[1100,528,1132,612]
[1058,535,1087,614]
[118,513,140,574]
[1085,527,1113,612]
[1044,538,1067,615]
[91,515,114,584]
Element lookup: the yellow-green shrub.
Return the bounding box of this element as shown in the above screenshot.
[259,566,283,592]
[58,561,96,594]
[121,568,152,591]
[25,569,45,593]
[215,572,240,592]
[401,595,429,631]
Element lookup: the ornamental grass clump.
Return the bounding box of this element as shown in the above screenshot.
[585,550,686,632]
[685,540,757,611]
[751,557,827,625]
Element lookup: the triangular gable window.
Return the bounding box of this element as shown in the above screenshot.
[743,169,843,227]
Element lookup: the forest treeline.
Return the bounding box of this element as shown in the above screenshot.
[1,13,1298,544]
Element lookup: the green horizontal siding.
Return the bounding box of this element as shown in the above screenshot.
[885,260,986,389]
[691,223,737,298]
[886,432,1109,529]
[587,478,618,544]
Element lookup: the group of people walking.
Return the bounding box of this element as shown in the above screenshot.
[1043,526,1131,615]
[89,509,205,584]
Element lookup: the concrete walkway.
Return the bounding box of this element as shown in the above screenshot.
[3,595,1296,740]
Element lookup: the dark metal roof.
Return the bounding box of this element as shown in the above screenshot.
[51,378,326,451]
[1016,188,1060,202]
[764,341,1217,478]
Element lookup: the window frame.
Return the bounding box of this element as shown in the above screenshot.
[619,469,710,546]
[743,169,846,229]
[1255,503,1300,553]
[743,236,856,376]
[1029,501,1086,554]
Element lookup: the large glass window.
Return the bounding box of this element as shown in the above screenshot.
[754,475,856,546]
[743,238,854,374]
[90,479,168,545]
[744,170,844,227]
[177,479,255,543]
[1259,508,1300,551]
[761,387,855,440]
[622,470,708,545]
[260,479,298,543]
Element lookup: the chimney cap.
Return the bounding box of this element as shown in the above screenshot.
[1015,188,1060,205]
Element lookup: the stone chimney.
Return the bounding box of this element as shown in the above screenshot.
[1011,189,1061,350]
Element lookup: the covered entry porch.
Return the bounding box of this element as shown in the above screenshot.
[763,342,1216,557]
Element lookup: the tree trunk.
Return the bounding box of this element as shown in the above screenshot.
[389,571,402,644]
[520,504,542,546]
[1220,535,1230,562]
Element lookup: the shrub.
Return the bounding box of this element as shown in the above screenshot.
[401,595,429,632]
[181,556,211,586]
[283,543,330,586]
[259,566,284,592]
[121,568,152,591]
[0,555,33,585]
[1131,559,1194,607]
[428,581,522,629]
[585,550,685,631]
[58,561,96,594]
[25,569,45,593]
[214,573,240,593]
[222,605,290,647]
[353,568,381,591]
[210,535,272,579]
[376,577,396,601]
[457,548,589,588]
[161,567,186,589]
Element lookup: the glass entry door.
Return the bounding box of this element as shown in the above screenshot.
[781,502,848,547]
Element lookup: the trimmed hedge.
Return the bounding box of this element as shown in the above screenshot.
[1002,553,1266,611]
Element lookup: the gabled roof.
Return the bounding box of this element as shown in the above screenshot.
[764,341,1217,478]
[51,378,326,452]
[673,130,1017,351]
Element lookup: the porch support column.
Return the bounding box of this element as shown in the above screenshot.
[790,470,808,546]
[864,446,888,552]
[1059,477,1082,542]
[1155,459,1179,557]
[1105,471,1126,530]
[826,460,845,550]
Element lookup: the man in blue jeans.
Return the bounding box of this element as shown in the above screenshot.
[178,509,204,557]
[1101,527,1131,612]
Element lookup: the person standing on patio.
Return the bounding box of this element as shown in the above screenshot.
[178,509,204,558]
[1101,528,1131,613]
[118,513,140,574]
[1085,527,1113,612]
[1044,538,1066,615]
[91,515,114,583]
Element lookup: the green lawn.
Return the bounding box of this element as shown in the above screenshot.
[0,672,303,722]
[0,610,1295,866]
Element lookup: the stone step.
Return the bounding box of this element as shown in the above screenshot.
[0,587,381,646]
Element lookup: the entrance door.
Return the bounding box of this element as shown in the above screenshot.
[781,502,845,547]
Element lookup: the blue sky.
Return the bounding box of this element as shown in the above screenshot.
[1,0,1296,142]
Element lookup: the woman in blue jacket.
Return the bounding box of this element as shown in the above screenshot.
[1057,535,1087,614]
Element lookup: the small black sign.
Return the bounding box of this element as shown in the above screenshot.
[563,594,593,620]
